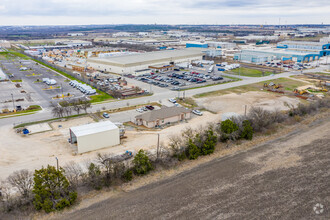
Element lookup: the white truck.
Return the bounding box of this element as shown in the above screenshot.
[208,65,214,73]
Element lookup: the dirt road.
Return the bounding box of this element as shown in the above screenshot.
[58,118,330,219]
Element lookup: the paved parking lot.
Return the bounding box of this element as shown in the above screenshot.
[132,66,235,90]
[0,59,86,109]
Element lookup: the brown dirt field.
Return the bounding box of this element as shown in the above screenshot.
[46,111,330,220]
[196,91,301,113]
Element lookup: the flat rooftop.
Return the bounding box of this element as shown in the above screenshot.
[87,49,204,66]
[242,48,317,56]
[279,41,327,46]
[70,121,118,137]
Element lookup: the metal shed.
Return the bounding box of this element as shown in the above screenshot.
[69,121,120,154]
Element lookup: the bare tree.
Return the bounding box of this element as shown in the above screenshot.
[63,161,83,189]
[80,100,91,113]
[72,100,81,115]
[7,170,33,197]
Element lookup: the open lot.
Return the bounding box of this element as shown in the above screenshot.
[194,77,310,98]
[0,89,306,180]
[227,67,274,77]
[59,116,330,220]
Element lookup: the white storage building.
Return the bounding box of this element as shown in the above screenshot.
[69,121,120,154]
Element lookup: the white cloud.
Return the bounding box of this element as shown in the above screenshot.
[0,0,329,25]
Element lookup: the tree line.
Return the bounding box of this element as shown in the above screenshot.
[51,99,91,118]
[0,150,152,213]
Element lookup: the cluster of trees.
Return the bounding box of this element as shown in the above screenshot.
[0,166,77,213]
[51,99,91,118]
[0,150,153,214]
[170,97,330,162]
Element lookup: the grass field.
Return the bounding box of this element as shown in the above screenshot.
[194,78,309,98]
[11,79,22,82]
[228,67,274,77]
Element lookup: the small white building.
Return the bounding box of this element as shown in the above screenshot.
[0,40,11,48]
[69,121,120,154]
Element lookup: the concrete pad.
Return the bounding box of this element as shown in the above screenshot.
[26,123,52,134]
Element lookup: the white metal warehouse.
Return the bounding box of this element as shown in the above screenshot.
[87,49,204,75]
[69,121,120,154]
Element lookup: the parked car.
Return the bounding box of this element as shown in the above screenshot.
[136,108,144,113]
[192,110,203,116]
[169,98,176,103]
[103,112,110,118]
[146,105,154,110]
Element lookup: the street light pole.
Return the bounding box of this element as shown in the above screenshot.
[11,93,15,112]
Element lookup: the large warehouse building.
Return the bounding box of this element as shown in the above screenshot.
[234,48,321,63]
[87,49,204,75]
[277,41,330,56]
[69,121,120,154]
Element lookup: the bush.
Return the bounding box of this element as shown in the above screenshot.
[122,170,133,182]
[241,120,254,140]
[201,129,217,155]
[32,165,77,213]
[248,107,273,132]
[87,163,103,190]
[133,150,153,175]
[187,139,200,160]
[221,119,239,134]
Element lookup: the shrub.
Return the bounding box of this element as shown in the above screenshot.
[32,165,77,213]
[241,120,254,140]
[201,129,217,155]
[133,150,153,175]
[87,163,103,190]
[221,119,239,134]
[187,139,200,160]
[248,107,273,132]
[122,170,133,182]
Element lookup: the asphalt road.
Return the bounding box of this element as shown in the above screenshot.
[0,65,327,127]
[60,118,330,220]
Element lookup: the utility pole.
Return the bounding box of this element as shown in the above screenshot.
[55,157,59,171]
[156,134,160,160]
[60,83,64,97]
[11,93,15,112]
[244,105,247,117]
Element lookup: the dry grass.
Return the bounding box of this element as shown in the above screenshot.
[194,77,310,98]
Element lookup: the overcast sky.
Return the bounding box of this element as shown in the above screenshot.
[0,0,329,25]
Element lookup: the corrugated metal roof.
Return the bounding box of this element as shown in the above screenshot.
[88,49,203,65]
[70,121,118,137]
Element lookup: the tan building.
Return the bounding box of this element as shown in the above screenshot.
[69,121,120,154]
[135,106,191,128]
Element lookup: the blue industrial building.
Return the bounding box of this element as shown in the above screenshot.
[277,41,330,57]
[186,42,208,48]
[234,49,321,63]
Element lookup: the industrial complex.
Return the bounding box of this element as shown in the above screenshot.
[87,49,204,75]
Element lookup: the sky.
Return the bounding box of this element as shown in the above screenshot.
[0,0,329,25]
